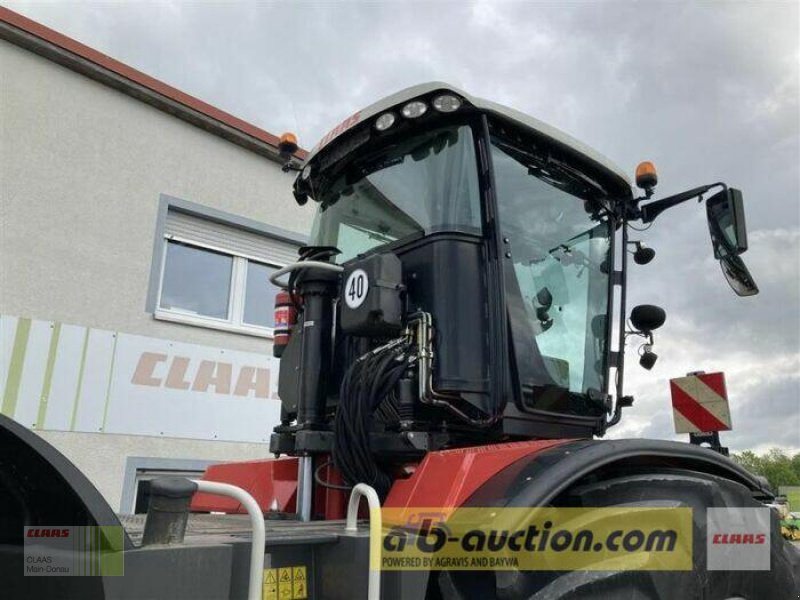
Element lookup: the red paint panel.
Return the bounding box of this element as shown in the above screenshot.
[698,372,728,400]
[670,383,729,432]
[314,459,348,520]
[191,458,298,513]
[190,440,573,515]
[384,440,571,509]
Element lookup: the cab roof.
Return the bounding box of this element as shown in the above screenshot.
[307,82,632,192]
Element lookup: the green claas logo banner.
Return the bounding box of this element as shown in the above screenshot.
[379,507,693,571]
[24,526,124,576]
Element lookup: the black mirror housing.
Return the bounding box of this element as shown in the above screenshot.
[630,304,666,333]
[706,188,748,259]
[719,253,760,297]
[706,187,759,296]
[630,306,663,371]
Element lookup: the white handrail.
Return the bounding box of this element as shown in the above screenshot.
[345,483,382,600]
[268,261,344,288]
[192,480,265,600]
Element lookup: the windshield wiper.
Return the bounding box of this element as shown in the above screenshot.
[545,224,608,273]
[342,221,397,245]
[496,140,607,199]
[542,156,608,197]
[548,222,604,254]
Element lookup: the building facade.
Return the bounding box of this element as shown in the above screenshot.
[0,8,314,512]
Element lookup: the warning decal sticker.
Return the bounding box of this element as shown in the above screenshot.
[263,565,307,600]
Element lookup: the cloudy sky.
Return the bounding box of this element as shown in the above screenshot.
[7,0,798,454]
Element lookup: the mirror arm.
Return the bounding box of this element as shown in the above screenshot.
[639,182,727,223]
[282,163,303,173]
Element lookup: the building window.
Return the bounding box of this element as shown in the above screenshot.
[156,240,281,336]
[161,242,234,320]
[244,261,279,328]
[147,198,305,337]
[120,457,216,514]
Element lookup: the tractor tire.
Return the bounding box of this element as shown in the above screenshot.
[429,468,800,600]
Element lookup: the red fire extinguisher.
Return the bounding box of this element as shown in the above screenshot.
[273,290,298,358]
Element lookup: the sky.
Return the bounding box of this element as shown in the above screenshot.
[6,0,799,454]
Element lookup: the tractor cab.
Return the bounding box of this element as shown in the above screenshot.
[272,82,758,503]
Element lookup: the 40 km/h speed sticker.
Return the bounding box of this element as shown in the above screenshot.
[344,269,369,309]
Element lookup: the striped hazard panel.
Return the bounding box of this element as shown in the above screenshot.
[670,372,732,434]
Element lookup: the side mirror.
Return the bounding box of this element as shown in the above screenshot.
[629,305,664,371]
[632,242,656,265]
[706,188,748,259]
[719,253,759,297]
[706,188,759,296]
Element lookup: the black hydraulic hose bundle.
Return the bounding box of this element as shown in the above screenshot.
[333,339,411,499]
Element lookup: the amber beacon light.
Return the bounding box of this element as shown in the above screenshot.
[635,161,658,196]
[278,132,299,158]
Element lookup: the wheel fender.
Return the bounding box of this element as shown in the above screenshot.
[462,438,772,508]
[0,413,131,548]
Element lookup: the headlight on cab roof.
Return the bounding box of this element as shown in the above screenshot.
[432,94,461,113]
[374,112,396,131]
[401,101,428,119]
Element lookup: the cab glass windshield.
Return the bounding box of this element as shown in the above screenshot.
[491,135,612,397]
[309,124,481,262]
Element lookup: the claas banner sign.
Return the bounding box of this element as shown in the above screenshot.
[670,372,732,434]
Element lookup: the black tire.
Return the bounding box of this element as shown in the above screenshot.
[431,468,800,600]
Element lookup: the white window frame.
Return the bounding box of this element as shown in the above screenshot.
[154,234,283,338]
[120,456,217,514]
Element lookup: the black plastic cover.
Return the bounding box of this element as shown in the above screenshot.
[340,253,403,336]
[149,477,198,500]
[397,234,492,412]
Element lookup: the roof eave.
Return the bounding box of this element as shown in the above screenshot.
[0,7,307,163]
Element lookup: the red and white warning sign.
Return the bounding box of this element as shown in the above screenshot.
[670,372,732,434]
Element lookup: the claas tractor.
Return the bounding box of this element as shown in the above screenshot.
[2,83,798,600]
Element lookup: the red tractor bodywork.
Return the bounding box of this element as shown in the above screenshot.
[191,439,572,518]
[191,458,299,514]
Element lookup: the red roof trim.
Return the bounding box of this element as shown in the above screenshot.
[0,6,307,159]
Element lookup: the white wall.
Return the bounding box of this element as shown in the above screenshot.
[0,39,315,352]
[37,429,276,512]
[0,39,316,510]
